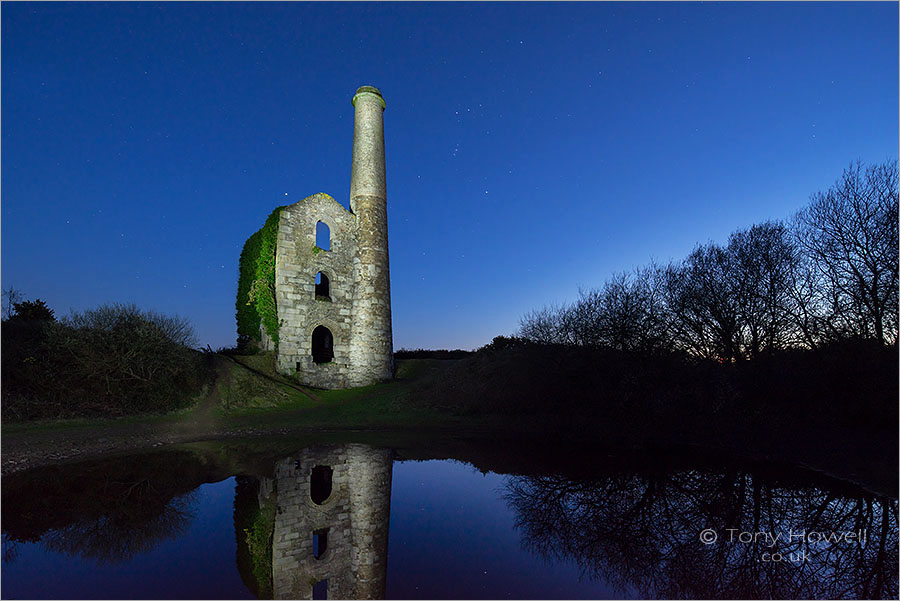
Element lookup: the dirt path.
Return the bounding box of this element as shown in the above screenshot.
[161,356,228,438]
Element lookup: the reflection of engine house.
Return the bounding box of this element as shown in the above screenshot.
[258,444,393,599]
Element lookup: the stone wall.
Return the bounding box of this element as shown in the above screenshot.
[275,193,358,389]
[266,444,393,600]
[266,85,393,390]
[260,323,275,353]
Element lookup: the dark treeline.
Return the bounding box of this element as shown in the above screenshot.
[1,300,214,421]
[394,348,473,360]
[412,162,898,452]
[519,161,898,359]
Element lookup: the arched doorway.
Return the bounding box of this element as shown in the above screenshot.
[311,326,334,364]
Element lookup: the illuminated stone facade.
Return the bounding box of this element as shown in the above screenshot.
[269,86,393,389]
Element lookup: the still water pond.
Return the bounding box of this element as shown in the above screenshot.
[2,440,897,599]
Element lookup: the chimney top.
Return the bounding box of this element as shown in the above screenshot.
[352,85,385,109]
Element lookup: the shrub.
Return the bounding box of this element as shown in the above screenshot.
[2,303,213,420]
[8,299,55,322]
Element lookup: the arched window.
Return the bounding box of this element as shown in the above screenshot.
[310,465,333,505]
[312,579,328,600]
[311,326,334,364]
[315,272,330,300]
[312,528,329,559]
[315,221,331,251]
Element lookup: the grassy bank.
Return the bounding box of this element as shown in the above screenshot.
[2,348,896,495]
[217,355,476,431]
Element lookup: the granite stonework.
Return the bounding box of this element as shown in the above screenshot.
[260,444,393,600]
[266,85,393,389]
[275,193,359,388]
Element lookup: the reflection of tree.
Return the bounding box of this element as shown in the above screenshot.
[506,470,898,599]
[2,451,204,564]
[3,533,20,563]
[40,491,195,563]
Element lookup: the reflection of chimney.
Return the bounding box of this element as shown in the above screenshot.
[347,445,392,599]
[269,444,392,599]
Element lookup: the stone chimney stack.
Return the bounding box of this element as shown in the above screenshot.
[348,86,393,384]
[350,86,387,208]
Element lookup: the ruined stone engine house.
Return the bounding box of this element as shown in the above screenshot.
[239,86,393,389]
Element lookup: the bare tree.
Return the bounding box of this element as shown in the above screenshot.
[567,288,605,346]
[786,245,830,349]
[726,221,798,357]
[664,220,821,361]
[519,303,570,344]
[662,243,742,362]
[795,161,899,345]
[587,266,670,353]
[2,287,23,320]
[519,266,671,354]
[518,160,898,356]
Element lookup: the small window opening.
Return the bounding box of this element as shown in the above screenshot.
[312,579,328,600]
[315,221,331,251]
[312,326,334,364]
[312,528,329,559]
[315,272,331,301]
[310,465,333,505]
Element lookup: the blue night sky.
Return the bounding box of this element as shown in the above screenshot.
[2,2,897,351]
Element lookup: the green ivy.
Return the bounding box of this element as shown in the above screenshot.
[236,206,285,347]
[236,230,262,342]
[243,495,275,599]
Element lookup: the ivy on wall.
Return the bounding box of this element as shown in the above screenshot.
[244,494,276,598]
[236,206,285,347]
[236,231,262,342]
[233,477,274,599]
